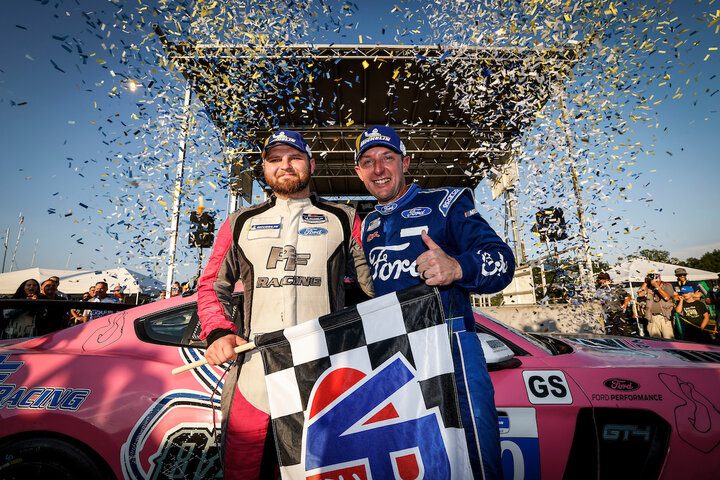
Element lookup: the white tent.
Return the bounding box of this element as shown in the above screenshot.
[0,267,164,296]
[606,259,718,284]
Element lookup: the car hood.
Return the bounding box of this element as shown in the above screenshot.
[544,333,720,368]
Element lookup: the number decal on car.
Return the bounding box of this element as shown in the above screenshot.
[498,408,541,480]
[522,371,573,405]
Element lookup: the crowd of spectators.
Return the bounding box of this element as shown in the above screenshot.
[155,280,194,300]
[595,269,720,344]
[1,277,131,339]
[2,273,198,339]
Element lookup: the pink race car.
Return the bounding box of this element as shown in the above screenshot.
[1,293,719,479]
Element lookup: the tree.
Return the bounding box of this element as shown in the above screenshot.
[684,250,720,273]
[636,249,671,263]
[628,248,681,264]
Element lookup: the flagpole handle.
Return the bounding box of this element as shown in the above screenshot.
[171,341,256,375]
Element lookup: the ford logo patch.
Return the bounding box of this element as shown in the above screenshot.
[299,227,327,236]
[603,378,640,391]
[401,207,431,219]
[378,202,398,214]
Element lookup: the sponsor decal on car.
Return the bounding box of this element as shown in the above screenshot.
[522,370,573,405]
[497,408,540,480]
[590,392,664,402]
[121,389,222,479]
[602,424,652,442]
[659,373,720,453]
[0,354,91,411]
[299,227,328,236]
[604,378,640,392]
[302,213,327,224]
[401,207,431,219]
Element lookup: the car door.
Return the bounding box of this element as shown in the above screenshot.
[476,317,593,480]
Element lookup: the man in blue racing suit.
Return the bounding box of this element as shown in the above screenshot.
[354,125,515,480]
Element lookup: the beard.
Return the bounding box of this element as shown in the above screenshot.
[265,169,311,196]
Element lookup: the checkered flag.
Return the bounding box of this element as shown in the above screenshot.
[255,284,473,479]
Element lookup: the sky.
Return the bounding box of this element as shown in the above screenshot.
[1,0,719,285]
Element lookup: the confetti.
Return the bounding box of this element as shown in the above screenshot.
[1,0,717,284]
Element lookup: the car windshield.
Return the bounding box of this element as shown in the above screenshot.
[478,313,572,356]
[526,333,574,355]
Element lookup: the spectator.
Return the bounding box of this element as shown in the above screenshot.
[70,291,93,325]
[673,268,701,301]
[637,271,675,339]
[12,279,40,299]
[81,281,119,322]
[710,274,720,322]
[676,285,716,343]
[37,279,70,334]
[47,276,69,299]
[155,290,166,301]
[170,281,181,297]
[3,279,41,338]
[594,272,633,335]
[39,279,60,300]
[111,285,126,302]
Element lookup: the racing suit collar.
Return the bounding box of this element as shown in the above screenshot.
[271,194,313,207]
[374,183,420,216]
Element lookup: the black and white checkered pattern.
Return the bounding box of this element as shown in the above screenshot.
[255,284,465,476]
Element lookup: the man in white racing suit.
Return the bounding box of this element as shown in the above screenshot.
[197,130,373,480]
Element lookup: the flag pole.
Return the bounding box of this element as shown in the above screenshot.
[30,238,39,267]
[9,214,25,272]
[164,81,193,299]
[172,341,256,375]
[1,227,9,273]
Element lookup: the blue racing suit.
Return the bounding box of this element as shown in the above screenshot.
[361,183,515,479]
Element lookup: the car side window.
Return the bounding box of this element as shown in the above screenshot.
[136,294,243,347]
[136,305,203,347]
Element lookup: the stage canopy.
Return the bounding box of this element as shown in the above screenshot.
[155,29,581,198]
[0,267,164,296]
[607,259,718,284]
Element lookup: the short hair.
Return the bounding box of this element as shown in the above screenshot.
[95,281,108,289]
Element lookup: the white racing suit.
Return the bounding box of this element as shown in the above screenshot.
[197,194,373,480]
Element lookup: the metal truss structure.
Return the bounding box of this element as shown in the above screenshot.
[154,28,581,200]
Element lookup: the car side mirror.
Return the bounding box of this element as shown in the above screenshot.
[477,333,521,371]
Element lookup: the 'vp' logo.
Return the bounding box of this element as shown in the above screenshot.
[303,355,449,479]
[0,354,23,383]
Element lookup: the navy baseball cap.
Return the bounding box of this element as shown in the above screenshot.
[680,285,695,294]
[354,125,407,162]
[261,130,312,159]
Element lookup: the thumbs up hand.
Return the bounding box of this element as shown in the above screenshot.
[416,231,463,286]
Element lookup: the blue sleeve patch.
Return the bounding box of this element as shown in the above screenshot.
[438,188,466,217]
